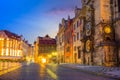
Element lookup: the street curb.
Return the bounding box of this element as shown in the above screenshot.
[60,65,120,80]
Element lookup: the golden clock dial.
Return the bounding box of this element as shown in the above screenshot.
[86,40,91,52]
[104,26,111,34]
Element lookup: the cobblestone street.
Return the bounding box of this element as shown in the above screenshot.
[0,63,118,80]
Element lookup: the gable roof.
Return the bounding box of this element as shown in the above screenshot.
[0,30,21,40]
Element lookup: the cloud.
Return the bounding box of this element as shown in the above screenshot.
[46,7,74,15]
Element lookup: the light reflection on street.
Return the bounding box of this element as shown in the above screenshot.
[26,61,31,66]
[0,61,21,76]
[39,64,46,80]
[47,68,57,80]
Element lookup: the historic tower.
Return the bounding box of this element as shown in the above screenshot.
[81,0,118,66]
[81,0,95,65]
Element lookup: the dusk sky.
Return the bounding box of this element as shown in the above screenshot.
[0,0,81,44]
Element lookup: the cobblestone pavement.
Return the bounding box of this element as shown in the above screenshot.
[47,63,118,80]
[0,63,53,80]
[59,63,120,79]
[0,63,119,80]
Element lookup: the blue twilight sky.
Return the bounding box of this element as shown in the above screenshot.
[0,0,81,44]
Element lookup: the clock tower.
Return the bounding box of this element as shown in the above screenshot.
[93,0,118,66]
[81,0,95,65]
[81,0,119,66]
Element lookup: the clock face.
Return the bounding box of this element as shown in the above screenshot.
[104,26,111,34]
[85,40,91,52]
[86,22,91,36]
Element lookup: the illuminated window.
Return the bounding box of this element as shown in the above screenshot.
[6,48,9,56]
[7,40,9,47]
[17,50,21,56]
[0,38,4,40]
[17,50,19,56]
[10,49,12,56]
[1,48,4,56]
[13,49,15,56]
[10,49,11,56]
[15,50,16,56]
[0,40,3,47]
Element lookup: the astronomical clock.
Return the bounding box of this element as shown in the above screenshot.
[85,40,91,53]
[104,25,111,34]
[85,22,91,36]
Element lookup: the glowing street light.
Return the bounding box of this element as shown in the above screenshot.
[41,58,46,63]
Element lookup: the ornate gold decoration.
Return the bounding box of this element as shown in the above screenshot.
[86,40,91,52]
[104,26,111,34]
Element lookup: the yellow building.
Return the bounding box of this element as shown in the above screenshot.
[0,30,33,62]
[57,18,65,63]
[21,40,33,62]
[72,7,83,64]
[34,35,56,63]
[0,30,22,61]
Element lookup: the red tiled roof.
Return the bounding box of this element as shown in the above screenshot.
[37,35,56,45]
[39,39,56,45]
[0,30,21,40]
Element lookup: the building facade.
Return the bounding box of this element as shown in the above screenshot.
[64,16,73,63]
[81,0,119,66]
[0,30,33,62]
[22,40,33,62]
[94,0,118,66]
[34,35,56,63]
[80,0,95,65]
[110,0,120,64]
[57,18,65,63]
[0,30,23,61]
[56,0,120,66]
[72,7,83,63]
